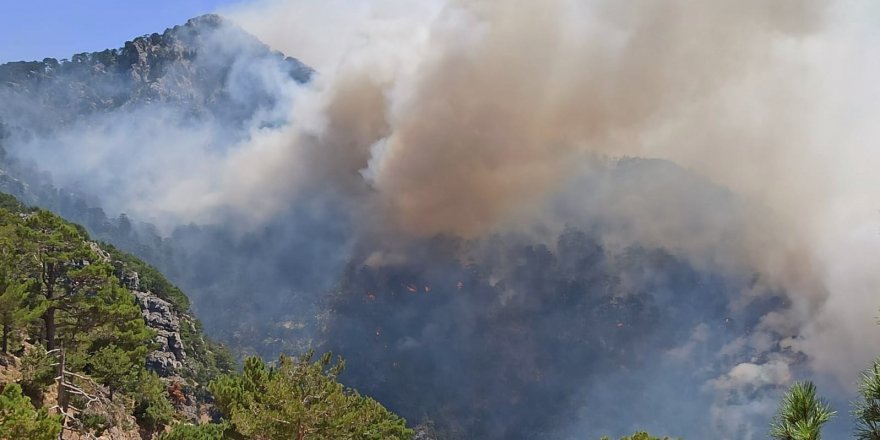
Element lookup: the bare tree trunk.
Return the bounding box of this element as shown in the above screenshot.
[44,307,55,351]
[57,345,68,440]
[43,262,57,351]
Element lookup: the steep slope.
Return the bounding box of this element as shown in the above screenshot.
[0,193,231,437]
[0,193,414,439]
[0,14,328,360]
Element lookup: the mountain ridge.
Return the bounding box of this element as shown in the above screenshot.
[0,13,312,131]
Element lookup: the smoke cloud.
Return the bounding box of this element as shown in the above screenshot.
[228,0,880,436]
[3,0,880,438]
[224,0,880,385]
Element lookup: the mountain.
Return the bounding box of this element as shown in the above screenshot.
[0,14,803,440]
[0,14,331,362]
[0,14,311,132]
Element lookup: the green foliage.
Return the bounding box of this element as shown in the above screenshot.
[210,351,413,440]
[855,358,880,439]
[0,195,235,436]
[0,383,62,440]
[84,344,141,400]
[771,381,835,440]
[0,202,153,389]
[20,209,98,350]
[102,241,235,384]
[179,317,235,388]
[103,243,190,311]
[19,345,55,388]
[134,371,175,432]
[0,209,41,354]
[80,411,111,436]
[158,422,228,440]
[63,281,154,370]
[0,280,35,353]
[600,432,673,440]
[0,193,32,214]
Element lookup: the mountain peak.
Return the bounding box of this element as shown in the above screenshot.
[185,13,224,29]
[0,14,312,130]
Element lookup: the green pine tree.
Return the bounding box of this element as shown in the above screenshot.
[211,351,413,440]
[855,358,880,440]
[0,210,39,354]
[0,383,62,440]
[63,280,153,370]
[771,381,835,440]
[158,422,228,440]
[20,210,96,351]
[0,281,37,354]
[86,344,140,401]
[134,371,175,433]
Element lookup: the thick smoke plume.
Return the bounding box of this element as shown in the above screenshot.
[227,0,880,385]
[3,0,880,438]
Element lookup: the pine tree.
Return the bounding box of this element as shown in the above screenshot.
[0,383,62,440]
[86,344,140,401]
[63,280,153,371]
[0,210,38,353]
[158,422,227,440]
[0,281,35,353]
[855,358,880,440]
[211,351,413,440]
[134,371,175,433]
[771,381,835,440]
[20,210,95,351]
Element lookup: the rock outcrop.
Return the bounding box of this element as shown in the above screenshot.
[119,267,186,377]
[133,290,186,377]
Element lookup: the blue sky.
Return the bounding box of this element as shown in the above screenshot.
[0,0,251,63]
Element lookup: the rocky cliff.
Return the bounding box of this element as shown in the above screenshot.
[0,14,312,131]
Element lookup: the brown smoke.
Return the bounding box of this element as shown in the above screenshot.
[362,0,824,237]
[220,0,879,388]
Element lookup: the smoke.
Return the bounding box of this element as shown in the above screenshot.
[226,1,880,436]
[3,0,880,438]
[224,0,879,384]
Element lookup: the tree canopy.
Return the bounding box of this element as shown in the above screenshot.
[210,351,413,440]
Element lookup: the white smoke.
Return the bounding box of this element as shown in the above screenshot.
[5,0,880,437]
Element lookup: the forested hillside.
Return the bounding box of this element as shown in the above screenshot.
[0,194,412,439]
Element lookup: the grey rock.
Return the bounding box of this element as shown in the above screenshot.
[133,290,186,376]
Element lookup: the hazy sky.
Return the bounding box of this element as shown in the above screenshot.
[0,0,249,63]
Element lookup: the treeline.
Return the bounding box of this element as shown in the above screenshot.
[0,194,413,439]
